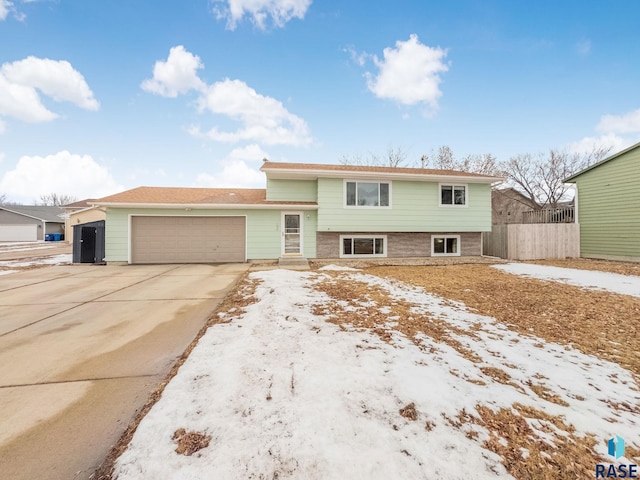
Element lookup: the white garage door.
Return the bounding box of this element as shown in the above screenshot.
[0,224,38,242]
[131,216,246,264]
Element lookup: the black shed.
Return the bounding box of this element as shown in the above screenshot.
[72,220,106,264]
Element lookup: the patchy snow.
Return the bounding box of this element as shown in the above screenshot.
[0,270,17,276]
[317,265,360,271]
[0,243,57,253]
[114,268,640,480]
[494,263,640,298]
[0,254,72,268]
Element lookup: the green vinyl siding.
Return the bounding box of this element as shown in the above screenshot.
[105,207,317,262]
[574,146,640,260]
[266,179,317,202]
[316,178,491,232]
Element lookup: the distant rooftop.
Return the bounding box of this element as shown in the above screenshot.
[0,205,65,222]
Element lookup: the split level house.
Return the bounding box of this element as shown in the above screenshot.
[92,161,503,264]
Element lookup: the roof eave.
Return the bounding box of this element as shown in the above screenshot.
[262,167,503,183]
[564,141,640,182]
[94,202,318,210]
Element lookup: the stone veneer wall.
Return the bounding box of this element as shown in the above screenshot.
[316,232,482,258]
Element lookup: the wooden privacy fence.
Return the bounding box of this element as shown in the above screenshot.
[483,223,580,260]
[522,205,575,224]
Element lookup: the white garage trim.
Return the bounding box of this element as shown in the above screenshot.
[128,214,247,264]
[0,224,38,242]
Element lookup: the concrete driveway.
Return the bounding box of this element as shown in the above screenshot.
[0,263,248,480]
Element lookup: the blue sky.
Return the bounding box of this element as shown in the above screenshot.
[1,0,639,203]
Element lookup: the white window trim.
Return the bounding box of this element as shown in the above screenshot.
[340,234,388,258]
[431,234,461,257]
[438,183,468,207]
[343,179,392,209]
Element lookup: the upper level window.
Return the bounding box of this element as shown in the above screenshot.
[345,181,390,207]
[440,184,467,206]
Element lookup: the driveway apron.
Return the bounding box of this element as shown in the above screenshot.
[0,263,247,480]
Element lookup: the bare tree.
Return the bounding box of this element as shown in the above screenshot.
[503,147,610,208]
[421,145,504,176]
[340,146,409,168]
[37,193,78,207]
[0,193,6,205]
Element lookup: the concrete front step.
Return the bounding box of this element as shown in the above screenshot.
[278,257,310,268]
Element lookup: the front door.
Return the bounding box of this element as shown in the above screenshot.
[282,212,303,256]
[80,226,96,263]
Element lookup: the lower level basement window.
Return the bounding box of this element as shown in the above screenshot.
[432,235,460,256]
[341,236,386,257]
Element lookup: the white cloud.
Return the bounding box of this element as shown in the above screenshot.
[568,108,640,156]
[195,145,269,188]
[191,78,311,146]
[226,143,270,162]
[567,133,631,156]
[141,45,205,97]
[213,0,311,31]
[575,39,591,56]
[0,0,12,20]
[0,151,122,203]
[0,56,98,127]
[596,108,640,134]
[344,46,369,67]
[1,57,99,110]
[143,46,311,146]
[366,34,449,111]
[0,71,58,122]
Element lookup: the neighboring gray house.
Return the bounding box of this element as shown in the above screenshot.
[0,206,65,241]
[491,188,538,224]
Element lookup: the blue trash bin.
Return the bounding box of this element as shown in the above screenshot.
[45,234,53,241]
[52,233,61,241]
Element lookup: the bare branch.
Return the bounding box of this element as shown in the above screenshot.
[37,193,78,207]
[340,146,409,168]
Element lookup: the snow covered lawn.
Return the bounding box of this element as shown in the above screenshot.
[0,253,71,274]
[113,267,640,480]
[494,263,640,298]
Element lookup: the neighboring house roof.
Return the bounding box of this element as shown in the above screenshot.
[564,141,640,182]
[492,187,538,208]
[93,186,317,209]
[64,198,98,209]
[261,161,504,183]
[0,205,65,223]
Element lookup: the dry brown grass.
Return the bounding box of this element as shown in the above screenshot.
[172,428,211,456]
[528,258,640,277]
[314,265,640,478]
[399,403,418,421]
[312,274,482,363]
[366,264,640,377]
[475,404,601,480]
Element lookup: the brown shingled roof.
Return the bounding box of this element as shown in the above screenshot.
[261,161,498,178]
[94,186,315,206]
[64,198,98,208]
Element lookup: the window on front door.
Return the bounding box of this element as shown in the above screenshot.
[283,214,301,254]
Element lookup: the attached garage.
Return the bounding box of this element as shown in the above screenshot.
[0,224,38,242]
[130,216,246,264]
